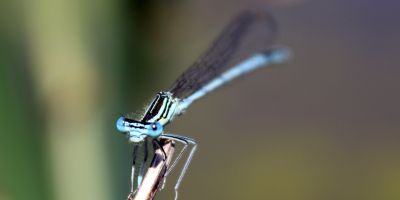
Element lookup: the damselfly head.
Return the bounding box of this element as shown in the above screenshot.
[116,116,164,143]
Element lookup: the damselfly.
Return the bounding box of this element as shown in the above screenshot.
[116,10,290,200]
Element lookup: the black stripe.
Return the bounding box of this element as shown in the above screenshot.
[147,94,161,114]
[163,98,174,118]
[124,118,146,128]
[158,96,169,120]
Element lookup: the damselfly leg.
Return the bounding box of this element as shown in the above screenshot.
[129,140,149,197]
[137,140,149,187]
[128,144,139,198]
[159,134,197,200]
[152,139,168,161]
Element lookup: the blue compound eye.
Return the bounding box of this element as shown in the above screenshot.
[151,124,158,131]
[147,122,163,138]
[116,116,130,133]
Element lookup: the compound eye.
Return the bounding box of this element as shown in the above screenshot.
[147,122,163,138]
[151,124,158,131]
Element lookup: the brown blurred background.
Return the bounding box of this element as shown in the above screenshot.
[0,0,399,200]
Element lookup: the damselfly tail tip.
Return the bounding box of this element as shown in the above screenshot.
[266,46,292,64]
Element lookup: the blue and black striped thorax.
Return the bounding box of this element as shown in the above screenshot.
[142,91,180,126]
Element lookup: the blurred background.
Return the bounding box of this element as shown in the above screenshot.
[1,0,400,200]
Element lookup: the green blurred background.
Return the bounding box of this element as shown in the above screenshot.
[1,0,400,200]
